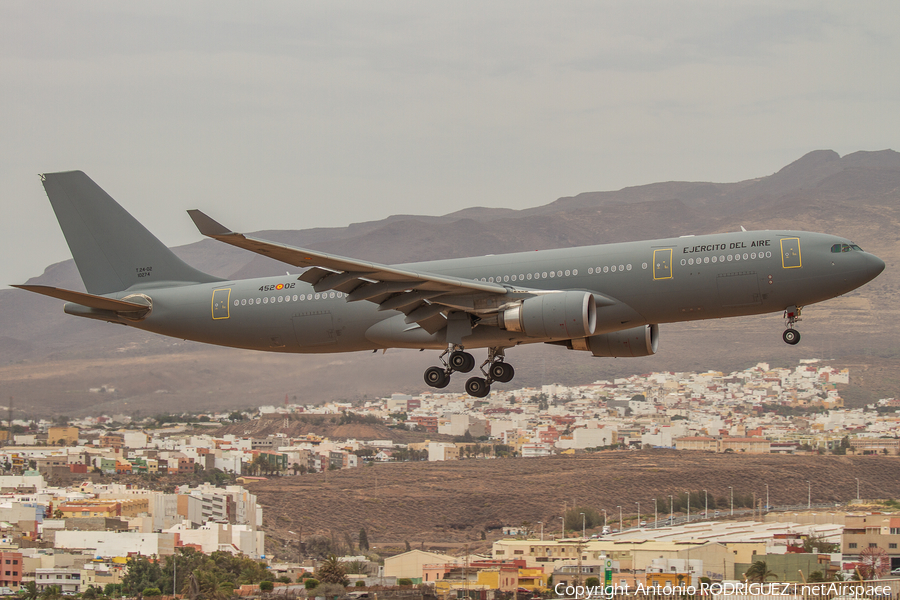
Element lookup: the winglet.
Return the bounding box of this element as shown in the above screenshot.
[187,210,236,238]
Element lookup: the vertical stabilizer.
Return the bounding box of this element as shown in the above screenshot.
[41,171,222,294]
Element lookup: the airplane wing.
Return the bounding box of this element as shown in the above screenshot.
[188,210,513,333]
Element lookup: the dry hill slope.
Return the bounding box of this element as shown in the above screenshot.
[252,451,900,548]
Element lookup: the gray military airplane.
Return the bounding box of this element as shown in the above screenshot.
[15,171,885,397]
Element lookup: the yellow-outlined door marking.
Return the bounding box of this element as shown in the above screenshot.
[212,288,231,320]
[780,238,802,269]
[653,248,673,280]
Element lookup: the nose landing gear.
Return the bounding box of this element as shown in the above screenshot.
[782,305,802,345]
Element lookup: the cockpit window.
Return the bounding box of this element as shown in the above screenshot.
[831,243,864,253]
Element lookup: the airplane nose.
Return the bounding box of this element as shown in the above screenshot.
[864,252,886,282]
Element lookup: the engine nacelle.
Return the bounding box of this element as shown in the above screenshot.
[584,324,659,357]
[499,291,597,340]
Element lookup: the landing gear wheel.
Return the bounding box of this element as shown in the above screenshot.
[782,328,801,345]
[465,377,491,398]
[424,366,450,388]
[489,361,515,383]
[449,351,475,373]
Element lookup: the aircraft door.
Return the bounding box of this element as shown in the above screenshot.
[653,249,673,280]
[717,273,761,307]
[780,238,802,269]
[211,288,231,320]
[293,311,337,346]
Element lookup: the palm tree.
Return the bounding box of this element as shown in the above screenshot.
[248,454,269,476]
[40,585,62,600]
[745,560,777,583]
[21,582,38,600]
[316,555,349,586]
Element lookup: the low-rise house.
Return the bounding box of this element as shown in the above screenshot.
[35,568,81,593]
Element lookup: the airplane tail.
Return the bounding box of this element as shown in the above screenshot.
[40,171,223,294]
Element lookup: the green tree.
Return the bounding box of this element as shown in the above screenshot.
[238,558,270,584]
[304,579,320,590]
[343,531,356,555]
[316,555,349,586]
[398,579,413,586]
[344,561,367,575]
[585,577,600,587]
[39,586,62,600]
[159,547,206,595]
[142,588,162,597]
[259,581,274,592]
[219,582,235,597]
[20,582,38,600]
[123,555,164,595]
[358,527,369,552]
[305,535,337,558]
[81,586,101,600]
[565,507,602,531]
[248,453,271,476]
[745,560,777,583]
[802,533,839,554]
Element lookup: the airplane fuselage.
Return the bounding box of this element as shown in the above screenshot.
[85,229,880,354]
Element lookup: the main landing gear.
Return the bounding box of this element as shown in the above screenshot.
[782,305,802,345]
[424,346,515,397]
[423,344,475,390]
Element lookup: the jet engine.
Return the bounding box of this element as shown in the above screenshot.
[579,324,659,357]
[498,291,597,340]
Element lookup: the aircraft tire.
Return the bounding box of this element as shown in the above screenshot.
[465,377,491,398]
[424,366,450,388]
[490,362,515,383]
[449,351,476,373]
[782,328,801,345]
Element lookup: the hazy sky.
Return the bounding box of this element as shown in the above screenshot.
[2,1,898,289]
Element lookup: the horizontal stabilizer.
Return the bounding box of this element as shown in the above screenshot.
[12,284,151,313]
